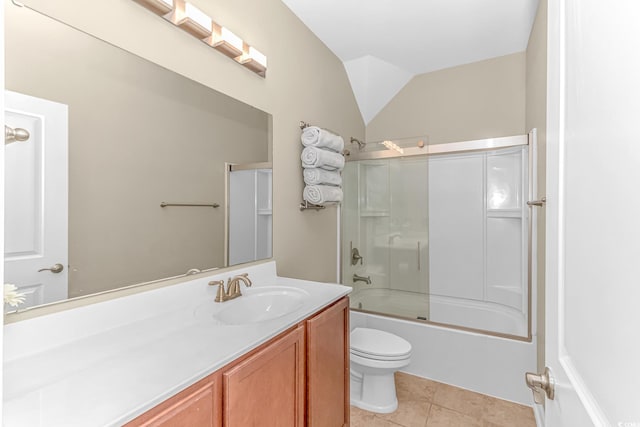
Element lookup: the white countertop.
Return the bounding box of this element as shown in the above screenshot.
[3,261,351,426]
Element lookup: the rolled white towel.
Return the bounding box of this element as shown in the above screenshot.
[301,146,345,171]
[303,185,343,204]
[301,126,344,153]
[303,168,342,186]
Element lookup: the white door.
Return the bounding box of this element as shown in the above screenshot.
[542,0,640,425]
[4,90,68,310]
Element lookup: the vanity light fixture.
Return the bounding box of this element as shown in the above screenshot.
[133,0,173,16]
[131,0,267,77]
[175,1,212,39]
[208,25,244,58]
[240,46,267,77]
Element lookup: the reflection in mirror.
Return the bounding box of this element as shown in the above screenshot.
[4,4,272,312]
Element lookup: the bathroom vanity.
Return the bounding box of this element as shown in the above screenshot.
[126,297,349,426]
[3,261,350,426]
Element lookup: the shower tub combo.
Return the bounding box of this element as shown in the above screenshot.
[342,132,539,405]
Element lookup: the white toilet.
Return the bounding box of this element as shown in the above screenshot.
[349,327,412,413]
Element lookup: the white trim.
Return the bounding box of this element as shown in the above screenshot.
[533,402,545,427]
[559,356,609,426]
[336,204,341,283]
[1,0,6,417]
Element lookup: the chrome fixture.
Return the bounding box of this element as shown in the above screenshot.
[353,274,371,285]
[527,197,547,207]
[299,200,326,211]
[210,273,252,302]
[525,367,555,404]
[161,202,220,208]
[5,125,30,144]
[38,263,64,274]
[351,247,363,265]
[350,136,366,150]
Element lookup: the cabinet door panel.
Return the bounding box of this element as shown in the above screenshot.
[306,297,350,427]
[224,325,305,427]
[126,372,222,427]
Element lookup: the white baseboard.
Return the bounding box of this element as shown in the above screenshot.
[533,403,545,427]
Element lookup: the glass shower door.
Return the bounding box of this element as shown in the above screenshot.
[342,156,429,319]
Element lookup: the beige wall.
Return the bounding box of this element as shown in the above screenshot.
[6,5,269,297]
[366,52,526,143]
[20,0,365,284]
[525,0,548,373]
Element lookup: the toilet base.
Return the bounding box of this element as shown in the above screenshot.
[350,369,399,414]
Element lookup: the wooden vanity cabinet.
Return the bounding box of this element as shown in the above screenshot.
[125,372,222,427]
[306,297,350,427]
[223,324,306,427]
[126,297,349,427]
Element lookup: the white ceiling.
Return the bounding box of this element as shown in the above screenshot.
[281,0,539,124]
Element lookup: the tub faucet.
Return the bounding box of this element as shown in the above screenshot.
[210,273,252,302]
[353,274,371,285]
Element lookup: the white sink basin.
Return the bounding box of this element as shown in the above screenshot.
[194,286,310,325]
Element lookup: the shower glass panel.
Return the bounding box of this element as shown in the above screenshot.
[342,140,529,338]
[342,156,429,320]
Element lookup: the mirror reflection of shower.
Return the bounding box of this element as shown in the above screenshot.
[342,134,533,339]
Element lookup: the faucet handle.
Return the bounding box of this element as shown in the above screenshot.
[209,280,226,302]
[351,248,363,265]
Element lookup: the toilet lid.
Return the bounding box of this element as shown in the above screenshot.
[350,328,412,359]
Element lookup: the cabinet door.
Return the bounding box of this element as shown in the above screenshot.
[125,371,222,427]
[223,325,305,427]
[306,297,350,427]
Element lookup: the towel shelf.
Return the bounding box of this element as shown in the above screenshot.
[298,120,346,212]
[160,202,220,208]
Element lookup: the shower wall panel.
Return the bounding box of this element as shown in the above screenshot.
[428,154,485,300]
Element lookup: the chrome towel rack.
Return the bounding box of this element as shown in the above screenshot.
[299,200,326,211]
[160,202,220,208]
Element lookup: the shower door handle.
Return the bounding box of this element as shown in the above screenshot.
[527,197,547,207]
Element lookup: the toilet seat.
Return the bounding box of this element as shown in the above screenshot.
[350,328,412,361]
[350,348,410,361]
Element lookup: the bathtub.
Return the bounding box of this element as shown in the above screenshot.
[349,287,527,336]
[349,288,536,405]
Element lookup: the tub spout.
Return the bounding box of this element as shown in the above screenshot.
[353,274,372,285]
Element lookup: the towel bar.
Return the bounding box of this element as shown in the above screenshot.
[160,202,220,208]
[299,200,326,211]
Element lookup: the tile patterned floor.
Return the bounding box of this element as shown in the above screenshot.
[351,372,537,427]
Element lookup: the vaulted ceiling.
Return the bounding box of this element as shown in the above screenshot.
[281,0,539,124]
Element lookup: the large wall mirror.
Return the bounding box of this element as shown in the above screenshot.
[4,3,272,312]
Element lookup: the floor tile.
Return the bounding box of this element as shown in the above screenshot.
[395,372,439,403]
[351,373,536,427]
[350,406,406,427]
[432,382,490,419]
[425,405,482,427]
[376,398,431,427]
[481,397,536,427]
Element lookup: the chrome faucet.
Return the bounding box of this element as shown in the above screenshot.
[353,274,371,285]
[210,273,253,302]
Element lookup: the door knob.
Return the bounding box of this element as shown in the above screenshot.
[38,263,64,274]
[525,367,555,404]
